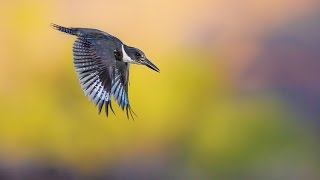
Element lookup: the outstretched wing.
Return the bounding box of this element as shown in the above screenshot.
[73,37,117,116]
[112,62,136,119]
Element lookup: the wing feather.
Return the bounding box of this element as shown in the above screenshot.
[73,38,116,116]
[111,62,136,119]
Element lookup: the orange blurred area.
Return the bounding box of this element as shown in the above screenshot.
[0,0,319,179]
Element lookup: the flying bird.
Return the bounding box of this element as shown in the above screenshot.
[52,24,160,119]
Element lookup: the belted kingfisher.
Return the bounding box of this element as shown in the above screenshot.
[52,24,159,119]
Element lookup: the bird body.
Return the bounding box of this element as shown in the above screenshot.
[52,24,159,119]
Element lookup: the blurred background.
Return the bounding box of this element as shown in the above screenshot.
[0,0,320,179]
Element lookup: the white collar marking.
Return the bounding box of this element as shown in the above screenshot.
[121,44,133,63]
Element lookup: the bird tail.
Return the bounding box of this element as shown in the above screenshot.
[51,23,77,36]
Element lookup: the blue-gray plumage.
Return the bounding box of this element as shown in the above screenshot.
[51,24,160,119]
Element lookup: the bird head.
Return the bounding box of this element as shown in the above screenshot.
[122,45,160,72]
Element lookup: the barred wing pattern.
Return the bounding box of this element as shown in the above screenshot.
[73,38,116,116]
[73,38,135,118]
[112,62,136,119]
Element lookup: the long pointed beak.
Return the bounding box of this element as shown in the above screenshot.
[142,58,160,72]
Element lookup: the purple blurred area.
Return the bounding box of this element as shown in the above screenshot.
[245,13,320,121]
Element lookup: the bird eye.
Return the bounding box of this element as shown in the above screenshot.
[135,52,141,57]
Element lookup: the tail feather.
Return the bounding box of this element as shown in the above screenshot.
[51,23,77,35]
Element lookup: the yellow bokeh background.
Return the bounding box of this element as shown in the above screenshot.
[0,0,319,179]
